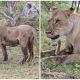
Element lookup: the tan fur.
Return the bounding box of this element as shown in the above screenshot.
[46,7,80,55]
[0,25,37,64]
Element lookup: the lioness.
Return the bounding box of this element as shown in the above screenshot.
[46,7,80,55]
[0,25,37,64]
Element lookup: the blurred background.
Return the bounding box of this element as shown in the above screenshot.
[0,1,39,27]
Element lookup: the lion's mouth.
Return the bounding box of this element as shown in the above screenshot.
[46,32,60,40]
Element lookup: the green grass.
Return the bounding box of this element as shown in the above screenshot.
[41,10,53,51]
[41,2,80,78]
[41,10,49,29]
[42,59,80,78]
[0,47,39,79]
[0,18,8,26]
[41,31,52,51]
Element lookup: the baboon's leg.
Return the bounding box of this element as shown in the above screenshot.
[1,44,8,61]
[28,37,34,62]
[55,40,61,55]
[20,46,28,64]
[58,45,73,55]
[58,40,73,55]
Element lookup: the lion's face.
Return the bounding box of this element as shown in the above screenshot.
[46,8,75,40]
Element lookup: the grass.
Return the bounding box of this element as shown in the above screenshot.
[42,59,80,78]
[0,47,39,79]
[41,32,52,51]
[41,9,53,51]
[41,2,80,78]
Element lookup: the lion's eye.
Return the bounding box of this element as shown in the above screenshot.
[52,19,60,27]
[55,19,61,23]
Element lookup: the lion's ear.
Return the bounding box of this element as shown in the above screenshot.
[70,7,75,11]
[69,7,76,14]
[66,7,76,16]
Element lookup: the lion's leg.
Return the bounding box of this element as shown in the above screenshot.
[52,54,80,65]
[28,38,34,62]
[1,44,8,61]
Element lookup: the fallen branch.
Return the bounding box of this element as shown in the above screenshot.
[42,71,70,79]
[41,54,80,65]
[41,55,67,62]
[41,49,55,57]
[42,72,67,76]
[0,10,16,26]
[0,10,14,21]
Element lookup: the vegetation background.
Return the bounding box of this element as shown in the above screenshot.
[41,1,80,79]
[0,1,39,79]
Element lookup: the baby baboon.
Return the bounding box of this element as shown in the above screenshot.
[52,39,61,55]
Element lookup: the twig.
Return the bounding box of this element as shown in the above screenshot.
[41,55,67,62]
[0,10,14,21]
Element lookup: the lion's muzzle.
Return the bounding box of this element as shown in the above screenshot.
[46,31,60,40]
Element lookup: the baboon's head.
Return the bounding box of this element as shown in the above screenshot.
[46,7,75,40]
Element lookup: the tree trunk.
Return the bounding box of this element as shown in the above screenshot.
[6,1,16,26]
[72,1,80,12]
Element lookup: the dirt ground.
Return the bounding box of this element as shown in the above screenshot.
[0,46,39,79]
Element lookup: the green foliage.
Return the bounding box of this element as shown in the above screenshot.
[41,1,71,12]
[42,59,54,72]
[41,32,52,51]
[16,1,26,13]
[41,1,55,11]
[41,11,49,30]
[55,1,71,8]
[0,1,7,7]
[0,18,7,26]
[42,60,80,78]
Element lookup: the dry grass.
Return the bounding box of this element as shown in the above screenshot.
[0,46,39,79]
